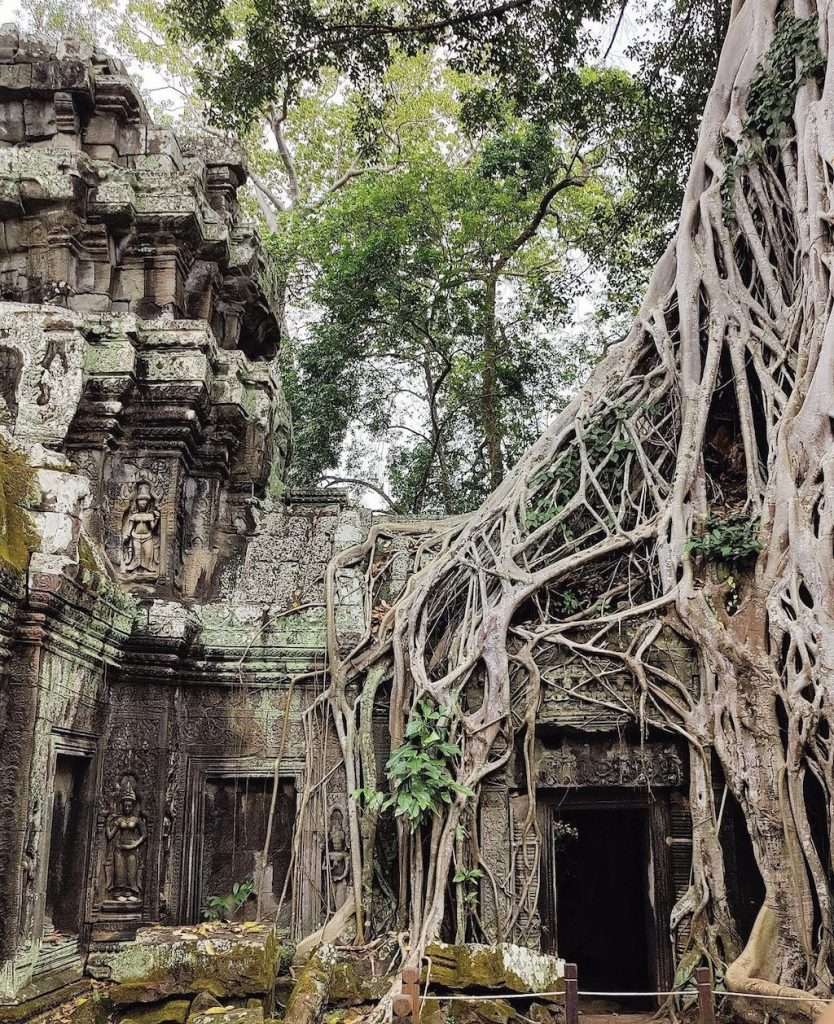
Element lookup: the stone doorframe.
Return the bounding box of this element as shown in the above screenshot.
[537,787,677,996]
[37,731,99,972]
[178,755,307,929]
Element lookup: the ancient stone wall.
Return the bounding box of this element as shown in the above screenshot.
[0,28,368,1008]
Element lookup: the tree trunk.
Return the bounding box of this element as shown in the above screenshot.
[320,0,834,1012]
[482,274,504,489]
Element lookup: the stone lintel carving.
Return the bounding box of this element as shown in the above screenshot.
[536,739,684,788]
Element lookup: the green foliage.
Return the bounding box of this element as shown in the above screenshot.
[354,700,473,832]
[286,97,611,512]
[203,879,256,922]
[722,14,824,221]
[746,15,824,139]
[553,819,579,850]
[452,866,484,906]
[523,404,635,534]
[165,0,612,132]
[686,516,761,565]
[24,0,730,513]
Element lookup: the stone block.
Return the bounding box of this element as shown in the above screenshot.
[0,22,19,60]
[35,466,90,515]
[0,100,24,143]
[67,292,111,312]
[423,943,565,994]
[23,98,56,138]
[118,997,191,1023]
[0,63,32,91]
[83,142,120,162]
[101,925,281,1005]
[31,58,92,93]
[85,113,119,146]
[57,37,94,62]
[188,1010,263,1024]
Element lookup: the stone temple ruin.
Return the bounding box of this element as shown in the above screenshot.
[0,27,766,1024]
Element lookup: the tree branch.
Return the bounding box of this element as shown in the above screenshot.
[320,476,403,513]
[249,170,286,220]
[326,0,536,38]
[493,173,585,274]
[270,96,300,206]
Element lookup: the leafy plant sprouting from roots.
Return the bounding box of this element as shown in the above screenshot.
[721,12,825,221]
[685,516,761,564]
[203,879,256,922]
[354,700,474,831]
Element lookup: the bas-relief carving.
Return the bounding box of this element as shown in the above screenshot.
[104,775,147,904]
[324,808,350,913]
[0,312,86,445]
[536,740,684,788]
[94,712,163,919]
[121,481,160,576]
[106,459,175,586]
[17,798,40,946]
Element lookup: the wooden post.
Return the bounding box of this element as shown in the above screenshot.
[393,994,413,1024]
[403,966,421,1024]
[565,963,579,1024]
[695,967,716,1024]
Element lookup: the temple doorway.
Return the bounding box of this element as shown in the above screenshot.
[539,784,680,1003]
[44,751,94,942]
[200,776,296,921]
[554,804,652,997]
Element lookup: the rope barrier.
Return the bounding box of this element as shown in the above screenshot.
[393,962,832,1024]
[418,988,825,1003]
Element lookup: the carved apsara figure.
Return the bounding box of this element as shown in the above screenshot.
[105,780,146,902]
[18,799,40,943]
[121,481,160,575]
[325,808,350,911]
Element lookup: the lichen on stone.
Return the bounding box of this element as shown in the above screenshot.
[0,433,39,572]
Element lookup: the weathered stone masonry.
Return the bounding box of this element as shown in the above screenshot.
[0,26,370,1009]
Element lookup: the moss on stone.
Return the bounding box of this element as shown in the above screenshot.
[0,434,38,573]
[117,997,191,1023]
[328,960,389,1004]
[104,926,280,1006]
[424,943,564,995]
[77,533,100,574]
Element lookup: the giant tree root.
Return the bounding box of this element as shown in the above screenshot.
[301,0,834,1013]
[725,907,829,1021]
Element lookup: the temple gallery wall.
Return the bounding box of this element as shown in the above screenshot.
[0,26,763,1019]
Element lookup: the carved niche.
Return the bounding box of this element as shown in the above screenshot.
[91,702,166,930]
[121,481,161,577]
[105,458,178,590]
[323,808,351,914]
[103,774,147,906]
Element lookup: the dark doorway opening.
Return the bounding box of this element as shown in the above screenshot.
[45,753,93,938]
[201,776,296,921]
[555,806,652,997]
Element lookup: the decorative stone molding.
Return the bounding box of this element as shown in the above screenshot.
[536,739,684,788]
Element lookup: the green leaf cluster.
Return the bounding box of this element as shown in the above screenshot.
[452,865,484,906]
[685,516,761,565]
[722,14,824,221]
[203,879,256,922]
[354,700,473,832]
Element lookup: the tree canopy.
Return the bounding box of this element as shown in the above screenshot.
[21,0,731,513]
